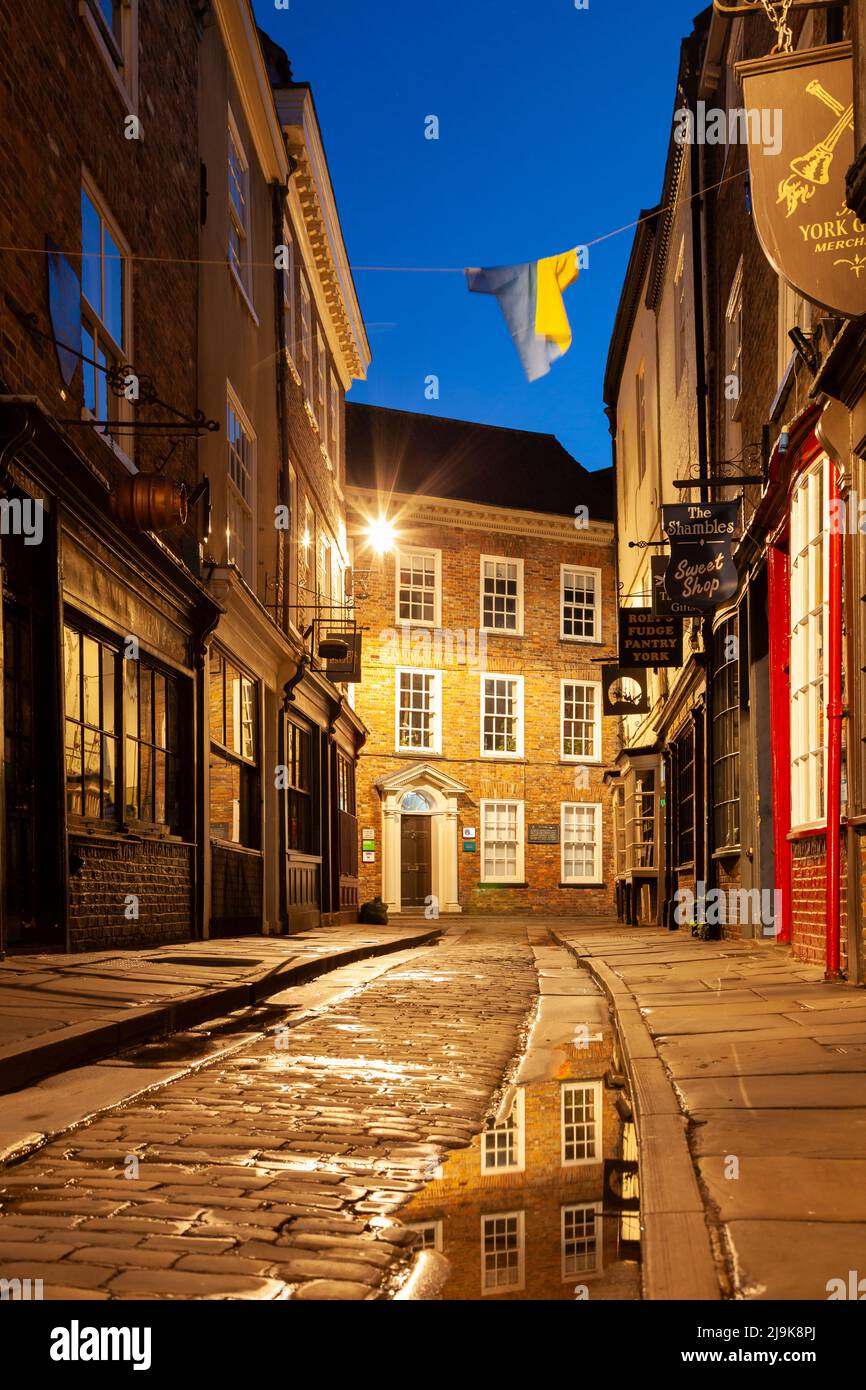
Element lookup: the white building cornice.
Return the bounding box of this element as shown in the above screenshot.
[347,485,614,548]
[213,0,289,183]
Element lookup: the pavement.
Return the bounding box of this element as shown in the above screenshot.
[0,921,537,1300]
[0,924,439,1101]
[554,921,866,1301]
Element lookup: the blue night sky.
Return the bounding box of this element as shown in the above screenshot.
[252,0,703,473]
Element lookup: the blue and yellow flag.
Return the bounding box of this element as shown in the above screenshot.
[466,248,580,381]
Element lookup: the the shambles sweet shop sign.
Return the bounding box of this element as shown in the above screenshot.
[660,501,739,610]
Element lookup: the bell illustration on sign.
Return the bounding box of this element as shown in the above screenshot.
[737,47,866,316]
[661,502,739,611]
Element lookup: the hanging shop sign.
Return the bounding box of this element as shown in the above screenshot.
[618,609,683,669]
[660,501,739,609]
[737,43,866,317]
[601,665,649,716]
[651,556,705,617]
[527,824,559,845]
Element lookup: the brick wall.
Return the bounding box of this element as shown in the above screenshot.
[67,834,193,951]
[0,0,200,501]
[351,505,618,915]
[790,833,847,971]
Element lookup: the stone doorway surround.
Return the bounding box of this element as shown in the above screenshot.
[376,763,468,914]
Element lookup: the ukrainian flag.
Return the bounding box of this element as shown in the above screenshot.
[466,248,580,381]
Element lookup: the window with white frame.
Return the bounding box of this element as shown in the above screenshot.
[397,549,440,626]
[396,669,441,753]
[81,0,139,108]
[636,364,647,483]
[674,236,687,391]
[80,181,129,438]
[561,803,602,883]
[299,274,314,405]
[281,221,296,365]
[329,369,340,467]
[480,800,524,883]
[561,1203,601,1278]
[404,1222,443,1252]
[561,681,601,761]
[481,1212,525,1294]
[481,676,523,757]
[561,566,600,642]
[481,1090,524,1173]
[226,387,255,587]
[481,556,523,634]
[790,456,829,828]
[561,1080,602,1165]
[228,112,252,296]
[724,259,743,461]
[316,328,328,438]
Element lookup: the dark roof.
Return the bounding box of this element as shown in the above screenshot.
[345,403,614,522]
[257,27,294,87]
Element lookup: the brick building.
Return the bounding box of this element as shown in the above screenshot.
[0,0,220,952]
[606,2,866,982]
[0,1,369,952]
[346,404,617,917]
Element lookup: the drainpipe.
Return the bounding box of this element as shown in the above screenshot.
[825,459,843,979]
[767,543,792,945]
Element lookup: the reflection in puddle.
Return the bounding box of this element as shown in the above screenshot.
[401,966,641,1300]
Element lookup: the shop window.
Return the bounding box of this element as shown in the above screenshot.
[790,457,828,828]
[612,783,627,876]
[676,727,695,866]
[627,766,656,869]
[209,648,259,848]
[337,752,356,815]
[713,617,741,850]
[286,718,314,853]
[65,621,183,832]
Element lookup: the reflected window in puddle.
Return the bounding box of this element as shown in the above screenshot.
[401,1018,641,1300]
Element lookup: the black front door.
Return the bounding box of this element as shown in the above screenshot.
[401,815,431,907]
[2,509,63,948]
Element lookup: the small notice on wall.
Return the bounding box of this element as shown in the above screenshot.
[463,840,476,853]
[362,827,375,840]
[362,839,376,852]
[362,851,376,863]
[528,824,559,844]
[462,827,477,839]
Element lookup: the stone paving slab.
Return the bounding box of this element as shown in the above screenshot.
[0,925,439,1097]
[554,921,866,1301]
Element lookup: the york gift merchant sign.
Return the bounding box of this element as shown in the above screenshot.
[737,43,866,317]
[619,609,682,668]
[661,501,739,610]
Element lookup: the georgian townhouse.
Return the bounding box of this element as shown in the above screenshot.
[345,403,616,918]
[0,0,221,953]
[196,10,370,937]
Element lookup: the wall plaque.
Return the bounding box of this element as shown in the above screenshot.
[528,824,560,845]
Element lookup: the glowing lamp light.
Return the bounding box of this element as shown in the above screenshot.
[367,516,396,554]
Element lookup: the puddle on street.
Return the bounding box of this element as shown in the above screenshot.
[400,969,642,1300]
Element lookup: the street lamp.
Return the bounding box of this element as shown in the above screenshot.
[366,515,396,554]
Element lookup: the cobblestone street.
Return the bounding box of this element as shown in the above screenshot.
[0,923,537,1300]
